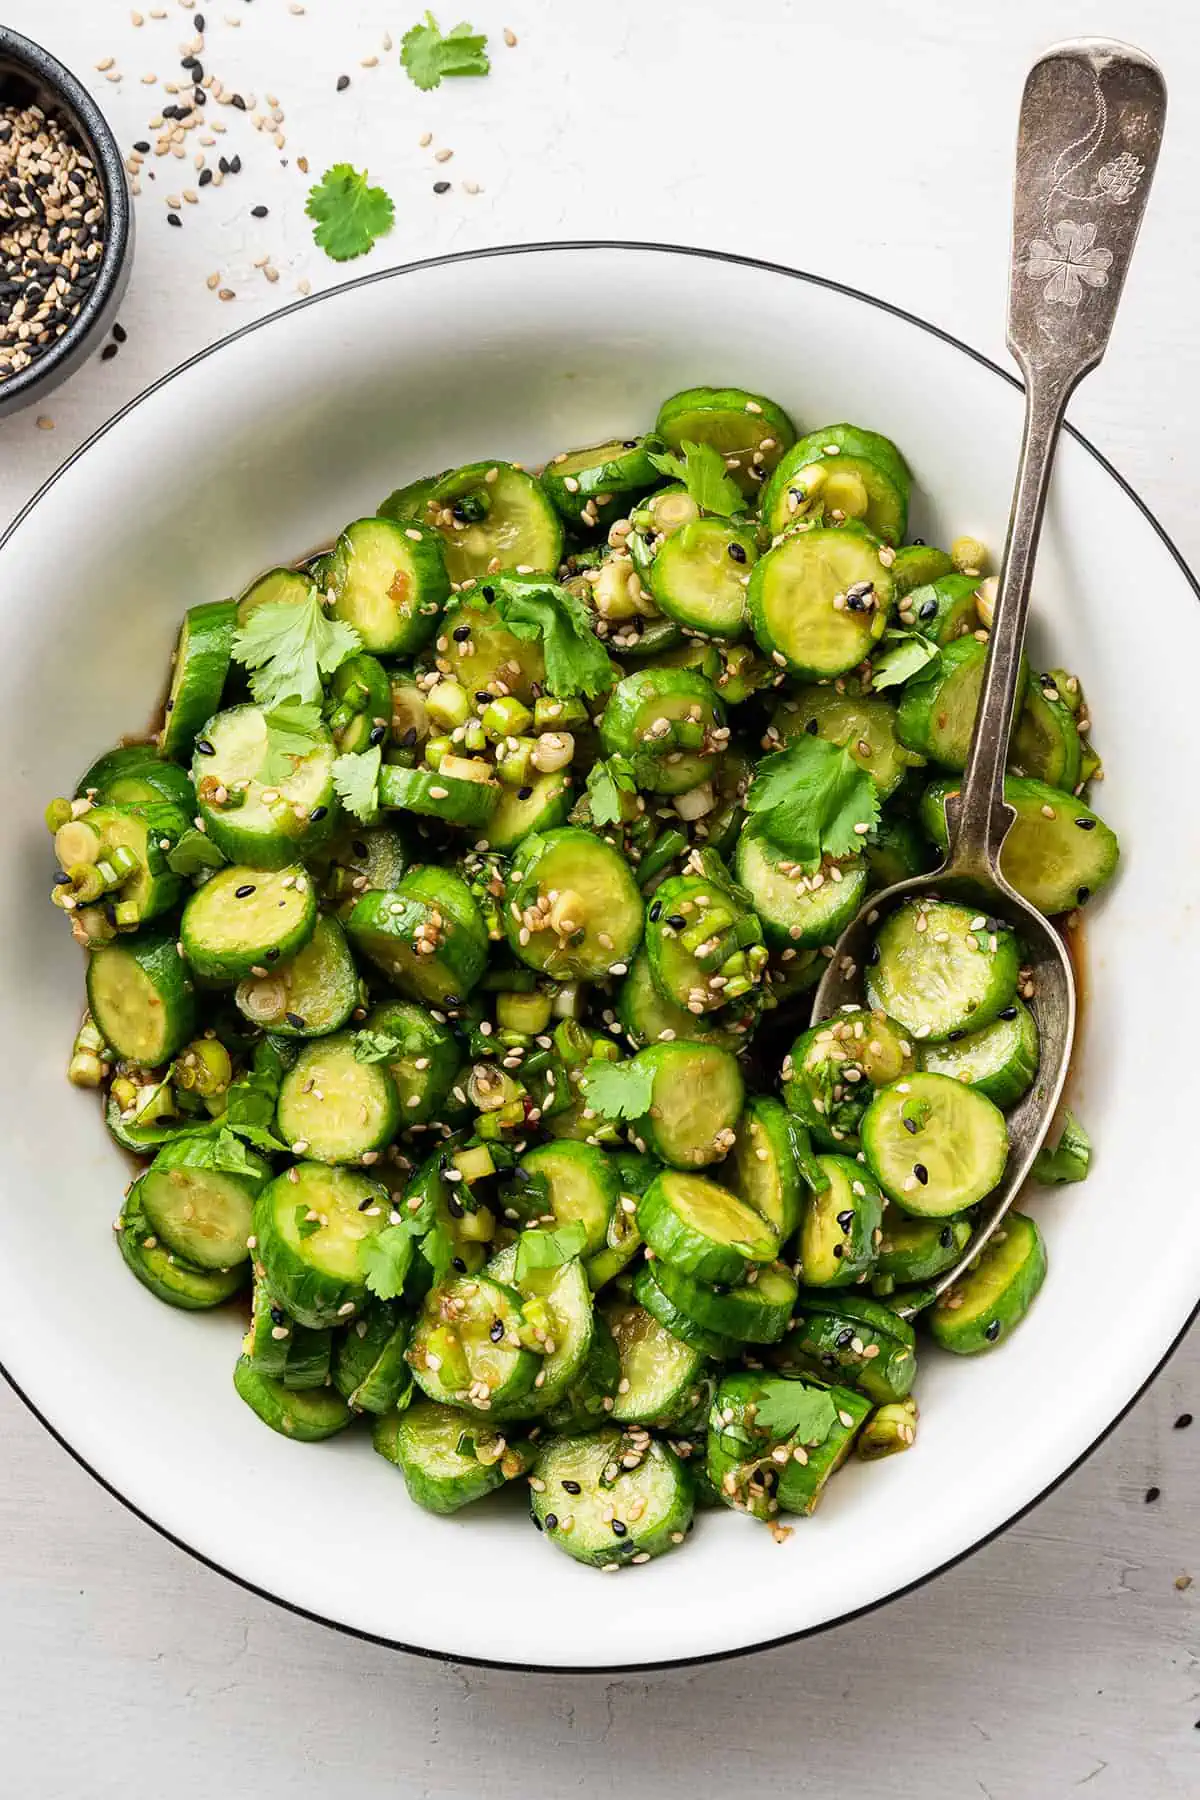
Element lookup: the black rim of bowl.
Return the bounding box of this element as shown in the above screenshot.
[0,240,1195,1675]
[0,25,132,407]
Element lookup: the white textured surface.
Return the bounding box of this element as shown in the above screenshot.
[0,0,1196,1790]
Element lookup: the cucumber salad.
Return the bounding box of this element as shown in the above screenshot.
[46,385,1115,1567]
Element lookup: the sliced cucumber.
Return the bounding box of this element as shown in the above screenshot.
[656,385,796,496]
[236,914,360,1037]
[333,1298,413,1413]
[1010,674,1083,790]
[782,1008,916,1149]
[409,1270,540,1414]
[232,1356,353,1441]
[600,667,725,795]
[353,999,458,1126]
[896,638,1026,771]
[920,774,1119,915]
[638,1168,778,1283]
[530,1429,694,1567]
[775,1296,916,1405]
[865,898,1020,1041]
[243,1282,333,1390]
[542,437,663,530]
[734,829,867,949]
[628,483,702,578]
[543,1314,621,1433]
[116,1197,247,1309]
[318,822,410,917]
[649,517,755,639]
[486,1241,596,1412]
[861,1072,1009,1216]
[857,1397,919,1460]
[159,601,237,760]
[59,801,188,925]
[632,1260,736,1358]
[505,827,643,981]
[799,1153,884,1286]
[193,704,337,870]
[325,517,450,655]
[706,1369,869,1518]
[929,1211,1047,1354]
[378,471,445,523]
[180,864,317,983]
[874,1207,973,1287]
[748,526,894,679]
[77,744,195,810]
[632,1039,744,1170]
[348,866,489,1006]
[432,592,547,702]
[424,461,563,583]
[920,1000,1039,1108]
[480,768,572,852]
[86,933,196,1065]
[774,684,923,799]
[235,566,315,626]
[325,653,393,755]
[645,871,765,1016]
[864,813,932,890]
[761,424,909,543]
[617,947,746,1050]
[895,573,980,645]
[253,1163,391,1327]
[601,1296,707,1425]
[890,546,956,597]
[651,1259,797,1345]
[138,1143,267,1270]
[276,1031,400,1163]
[510,1141,620,1255]
[378,761,499,829]
[373,1400,525,1512]
[726,1096,807,1242]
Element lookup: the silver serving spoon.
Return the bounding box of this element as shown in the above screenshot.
[809,39,1166,1315]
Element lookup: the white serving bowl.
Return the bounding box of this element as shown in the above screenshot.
[1,244,1196,1672]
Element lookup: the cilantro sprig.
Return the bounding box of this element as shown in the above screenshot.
[489,577,613,699]
[648,440,742,517]
[305,163,395,263]
[584,754,637,827]
[401,13,490,90]
[751,1382,838,1445]
[332,745,382,823]
[578,1058,654,1123]
[513,1219,588,1283]
[232,591,361,710]
[744,735,880,869]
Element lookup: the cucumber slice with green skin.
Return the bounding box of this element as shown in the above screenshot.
[378,472,446,523]
[896,638,1026,771]
[116,1198,247,1309]
[645,872,765,1015]
[86,933,196,1064]
[628,484,702,578]
[652,1258,798,1344]
[930,1211,1047,1354]
[480,768,572,852]
[431,593,547,702]
[919,775,1119,915]
[749,525,895,679]
[921,999,1039,1108]
[632,1260,737,1358]
[66,801,189,925]
[159,601,237,759]
[77,744,195,810]
[648,517,756,639]
[734,829,868,950]
[600,1296,707,1426]
[378,762,499,829]
[861,1072,1009,1216]
[874,1207,973,1287]
[542,438,664,530]
[253,1163,391,1328]
[782,1008,916,1150]
[318,822,409,917]
[632,1040,744,1170]
[275,1325,333,1390]
[511,1140,620,1255]
[423,462,563,583]
[325,654,392,755]
[761,424,909,544]
[857,1397,919,1460]
[890,546,955,597]
[335,1302,413,1415]
[773,1301,917,1404]
[895,574,981,646]
[637,1169,779,1283]
[138,1143,268,1269]
[544,1313,621,1433]
[774,684,924,799]
[276,1031,400,1163]
[505,828,643,981]
[232,1356,354,1441]
[584,1190,644,1291]
[727,1096,807,1242]
[1009,675,1083,790]
[530,1429,694,1567]
[656,385,796,497]
[706,1370,869,1518]
[243,1283,334,1389]
[325,518,450,656]
[616,948,747,1050]
[348,867,489,1006]
[486,1242,596,1413]
[600,668,725,795]
[408,1272,541,1415]
[373,1400,527,1513]
[353,999,458,1126]
[865,898,1020,1042]
[235,566,315,625]
[180,863,317,983]
[864,813,933,890]
[799,1153,885,1286]
[193,705,338,870]
[236,914,360,1037]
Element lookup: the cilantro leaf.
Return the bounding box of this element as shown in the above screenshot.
[418,1220,456,1285]
[869,630,941,692]
[578,1057,655,1123]
[401,13,490,90]
[332,745,382,823]
[751,1381,838,1446]
[305,163,395,263]
[231,590,361,710]
[1032,1111,1091,1184]
[294,1204,323,1241]
[361,1224,416,1300]
[513,1219,588,1283]
[223,1041,289,1152]
[166,828,226,876]
[584,754,637,827]
[745,736,879,869]
[490,576,612,699]
[152,1128,265,1180]
[260,699,327,785]
[648,440,742,517]
[354,1026,410,1065]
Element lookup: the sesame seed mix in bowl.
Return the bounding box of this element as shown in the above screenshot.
[0,99,105,384]
[42,386,1116,1568]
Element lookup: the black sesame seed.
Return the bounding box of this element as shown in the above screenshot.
[836,1328,854,1348]
[623,440,638,449]
[53,872,72,886]
[266,947,280,960]
[1145,1485,1161,1503]
[352,839,369,858]
[231,95,246,112]
[483,586,497,603]
[997,1007,1018,1020]
[918,597,938,619]
[368,724,386,745]
[475,690,492,705]
[218,156,230,174]
[285,1012,306,1029]
[444,995,460,1008]
[234,883,256,898]
[939,1226,954,1247]
[913,1163,928,1184]
[804,718,819,735]
[357,1197,374,1212]
[562,1479,581,1495]
[902,1117,918,1135]
[517,785,533,801]
[101,342,118,361]
[446,1194,465,1219]
[337,75,350,91]
[433,180,451,195]
[310,805,328,822]
[251,205,268,219]
[984,1320,1001,1342]
[648,901,662,922]
[667,914,686,929]
[1175,1413,1193,1430]
[453,624,471,640]
[230,154,242,173]
[401,727,418,747]
[270,1306,286,1324]
[611,1520,628,1537]
[1077,886,1090,903]
[947,1029,965,1042]
[1075,817,1096,830]
[836,1209,854,1232]
[544,1513,558,1530]
[194,13,205,30]
[195,738,216,755]
[452,1256,467,1273]
[112,322,127,343]
[489,1319,504,1342]
[167,213,182,228]
[133,140,150,153]
[727,541,747,564]
[832,1243,844,1259]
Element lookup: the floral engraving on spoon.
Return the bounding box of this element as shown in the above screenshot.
[1026,219,1113,307]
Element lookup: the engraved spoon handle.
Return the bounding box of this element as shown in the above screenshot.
[944,40,1165,882]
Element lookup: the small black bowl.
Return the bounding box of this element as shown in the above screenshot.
[0,25,134,418]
